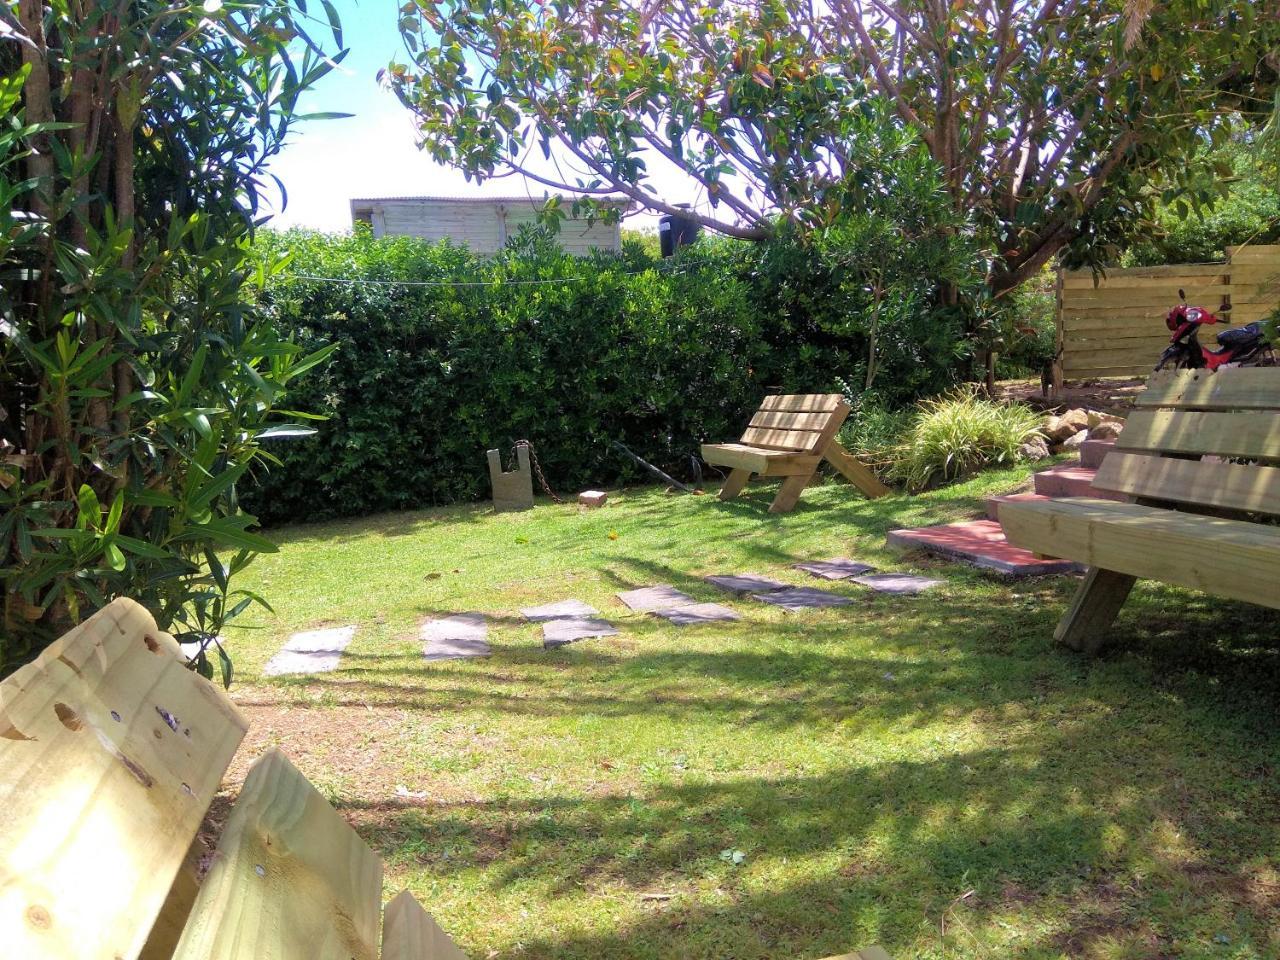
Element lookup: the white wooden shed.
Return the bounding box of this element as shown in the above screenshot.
[349,195,631,255]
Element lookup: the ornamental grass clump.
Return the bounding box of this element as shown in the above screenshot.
[890,388,1042,492]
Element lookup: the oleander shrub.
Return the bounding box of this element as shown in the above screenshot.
[889,388,1043,492]
[243,223,979,524]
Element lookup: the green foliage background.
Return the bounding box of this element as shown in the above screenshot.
[245,224,975,524]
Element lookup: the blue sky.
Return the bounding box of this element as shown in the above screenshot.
[264,0,678,232]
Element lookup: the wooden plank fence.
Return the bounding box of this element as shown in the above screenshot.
[1053,244,1280,386]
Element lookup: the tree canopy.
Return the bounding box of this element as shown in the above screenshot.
[391,0,1279,295]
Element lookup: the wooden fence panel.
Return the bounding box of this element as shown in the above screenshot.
[1055,247,1280,382]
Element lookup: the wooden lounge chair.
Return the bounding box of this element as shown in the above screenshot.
[0,598,893,960]
[999,367,1280,654]
[702,393,891,513]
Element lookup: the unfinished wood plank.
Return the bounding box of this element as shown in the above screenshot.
[0,598,247,960]
[824,442,892,498]
[140,836,210,960]
[1059,271,1228,289]
[768,474,810,513]
[382,890,468,960]
[702,443,780,474]
[1094,451,1280,516]
[759,454,823,477]
[1061,344,1166,368]
[1061,363,1158,378]
[1059,263,1228,281]
[1135,368,1280,411]
[1063,286,1232,308]
[739,426,824,451]
[1054,567,1139,655]
[999,497,1280,610]
[758,393,844,412]
[171,748,383,960]
[718,467,751,501]
[748,410,835,430]
[1117,409,1280,461]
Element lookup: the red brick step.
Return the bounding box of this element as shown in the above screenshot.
[1032,464,1127,500]
[887,519,1083,577]
[1079,438,1116,470]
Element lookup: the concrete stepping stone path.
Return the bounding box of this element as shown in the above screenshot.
[704,573,788,595]
[794,558,877,580]
[263,625,357,677]
[543,617,618,649]
[851,573,945,594]
[752,587,853,611]
[616,585,695,612]
[651,602,741,626]
[520,599,599,622]
[421,613,491,661]
[618,584,741,628]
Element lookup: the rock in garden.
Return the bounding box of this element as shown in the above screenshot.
[1088,420,1123,440]
[1017,436,1051,461]
[1041,408,1089,443]
[1087,410,1123,429]
[1059,429,1089,452]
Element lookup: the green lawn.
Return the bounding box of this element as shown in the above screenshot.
[229,466,1280,960]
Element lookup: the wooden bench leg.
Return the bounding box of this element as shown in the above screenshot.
[768,474,810,513]
[823,442,892,498]
[1055,567,1137,655]
[718,468,752,501]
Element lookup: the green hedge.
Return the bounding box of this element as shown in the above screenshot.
[245,228,972,524]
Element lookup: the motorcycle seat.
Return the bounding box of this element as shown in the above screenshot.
[1216,322,1266,348]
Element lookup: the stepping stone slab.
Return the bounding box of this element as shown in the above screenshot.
[421,613,491,661]
[704,573,789,595]
[263,625,357,677]
[543,617,618,649]
[521,599,599,622]
[851,573,945,595]
[752,587,853,611]
[616,584,696,612]
[794,558,877,580]
[651,602,741,626]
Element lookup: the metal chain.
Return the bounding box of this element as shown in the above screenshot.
[513,440,563,504]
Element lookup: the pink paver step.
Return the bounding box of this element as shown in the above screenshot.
[1032,464,1127,501]
[887,519,1083,577]
[1079,438,1117,470]
[985,491,1053,521]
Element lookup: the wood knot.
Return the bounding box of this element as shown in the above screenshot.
[25,905,51,929]
[53,703,82,732]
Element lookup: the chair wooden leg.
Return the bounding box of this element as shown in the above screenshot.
[823,442,892,498]
[718,468,752,501]
[768,475,810,513]
[1054,567,1137,655]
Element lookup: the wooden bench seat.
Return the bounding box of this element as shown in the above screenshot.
[999,367,1280,654]
[702,393,890,512]
[0,599,893,959]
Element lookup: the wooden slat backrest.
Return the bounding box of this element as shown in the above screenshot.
[1116,409,1280,463]
[0,598,247,960]
[1096,368,1280,516]
[1135,367,1280,411]
[1093,451,1280,516]
[739,394,850,452]
[382,890,469,960]
[171,747,383,960]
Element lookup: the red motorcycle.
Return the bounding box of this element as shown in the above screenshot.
[1155,291,1275,371]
